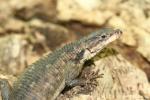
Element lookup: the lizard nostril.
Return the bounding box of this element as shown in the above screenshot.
[115,29,123,35]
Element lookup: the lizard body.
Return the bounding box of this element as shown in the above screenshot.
[0,28,122,100]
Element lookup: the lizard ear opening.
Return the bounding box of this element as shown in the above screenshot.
[83,59,94,67]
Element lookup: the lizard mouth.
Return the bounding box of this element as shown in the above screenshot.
[86,29,122,54]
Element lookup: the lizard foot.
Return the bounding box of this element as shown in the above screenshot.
[77,66,103,94]
[59,67,103,99]
[0,78,11,100]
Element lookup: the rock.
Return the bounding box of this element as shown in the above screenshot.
[0,35,26,75]
[132,27,150,62]
[28,19,76,50]
[3,18,26,32]
[57,0,114,25]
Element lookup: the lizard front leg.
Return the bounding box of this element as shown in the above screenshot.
[0,79,11,100]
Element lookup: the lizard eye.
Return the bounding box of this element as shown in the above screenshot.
[101,35,106,38]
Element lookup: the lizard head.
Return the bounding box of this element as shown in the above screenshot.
[78,28,122,61]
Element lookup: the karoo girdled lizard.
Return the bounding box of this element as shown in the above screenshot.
[0,28,122,100]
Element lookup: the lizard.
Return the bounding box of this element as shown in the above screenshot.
[0,28,122,100]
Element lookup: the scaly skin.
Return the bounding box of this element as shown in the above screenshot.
[0,28,122,100]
